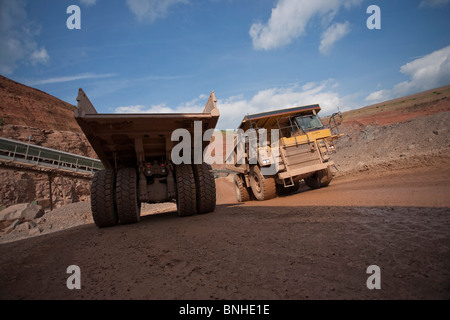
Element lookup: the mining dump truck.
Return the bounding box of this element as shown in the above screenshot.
[225,104,342,202]
[74,89,219,227]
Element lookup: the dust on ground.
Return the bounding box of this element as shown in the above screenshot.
[0,165,449,300]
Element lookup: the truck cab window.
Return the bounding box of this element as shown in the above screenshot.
[295,115,324,132]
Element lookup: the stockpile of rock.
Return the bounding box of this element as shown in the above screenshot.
[332,111,450,176]
[0,203,45,236]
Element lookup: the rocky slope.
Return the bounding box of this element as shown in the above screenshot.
[0,75,81,132]
[0,75,96,209]
[331,85,450,176]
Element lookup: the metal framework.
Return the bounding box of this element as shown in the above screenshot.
[0,137,103,210]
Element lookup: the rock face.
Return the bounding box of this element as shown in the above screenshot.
[0,170,92,209]
[0,75,97,209]
[0,75,82,133]
[0,124,97,158]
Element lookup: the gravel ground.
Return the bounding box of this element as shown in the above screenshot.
[0,166,449,300]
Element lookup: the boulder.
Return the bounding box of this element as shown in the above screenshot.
[0,203,44,223]
[14,222,31,233]
[28,227,43,236]
[3,219,21,234]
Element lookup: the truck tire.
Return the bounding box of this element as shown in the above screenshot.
[276,180,300,195]
[91,169,118,228]
[304,167,333,190]
[193,163,216,214]
[116,167,141,224]
[249,165,276,201]
[233,174,252,202]
[175,164,197,217]
[289,180,301,193]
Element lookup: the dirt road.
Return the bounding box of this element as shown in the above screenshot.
[0,166,449,300]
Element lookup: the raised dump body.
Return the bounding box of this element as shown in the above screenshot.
[75,89,220,227]
[225,104,342,201]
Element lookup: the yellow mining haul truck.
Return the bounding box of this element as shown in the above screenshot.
[225,104,342,202]
[74,89,220,228]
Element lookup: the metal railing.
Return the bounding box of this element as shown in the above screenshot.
[0,137,103,176]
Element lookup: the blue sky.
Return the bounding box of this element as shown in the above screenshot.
[1,0,449,129]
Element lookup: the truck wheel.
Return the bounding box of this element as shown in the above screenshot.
[116,168,141,224]
[234,174,252,202]
[193,163,216,214]
[305,167,333,189]
[276,180,300,195]
[249,165,276,201]
[289,180,301,193]
[91,169,118,228]
[175,164,197,217]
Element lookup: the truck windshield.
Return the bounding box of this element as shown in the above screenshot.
[294,115,324,132]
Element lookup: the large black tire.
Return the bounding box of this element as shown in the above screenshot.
[304,167,333,190]
[116,168,141,224]
[233,174,252,202]
[276,180,300,195]
[175,164,197,217]
[289,180,301,193]
[91,169,118,228]
[193,163,216,214]
[249,165,276,201]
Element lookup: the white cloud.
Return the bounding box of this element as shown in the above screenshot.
[217,81,343,129]
[249,0,361,51]
[319,21,350,55]
[126,0,189,23]
[26,73,116,86]
[80,0,97,6]
[365,46,450,103]
[419,0,450,7]
[30,47,50,65]
[115,103,172,113]
[115,94,207,115]
[115,81,348,129]
[0,0,49,75]
[365,90,391,104]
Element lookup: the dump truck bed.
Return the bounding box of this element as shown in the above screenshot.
[74,89,219,169]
